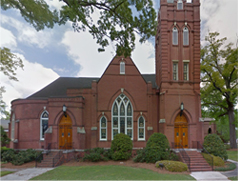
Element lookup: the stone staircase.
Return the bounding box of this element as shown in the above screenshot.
[186,151,213,172]
[36,151,60,168]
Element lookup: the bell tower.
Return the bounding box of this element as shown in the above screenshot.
[156,0,203,147]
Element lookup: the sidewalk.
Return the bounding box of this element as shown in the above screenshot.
[190,159,238,181]
[1,167,54,180]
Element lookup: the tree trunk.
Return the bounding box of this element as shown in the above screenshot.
[228,107,237,149]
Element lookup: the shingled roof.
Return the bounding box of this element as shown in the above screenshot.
[27,75,156,99]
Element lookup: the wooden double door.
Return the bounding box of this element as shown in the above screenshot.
[174,114,188,148]
[59,114,72,149]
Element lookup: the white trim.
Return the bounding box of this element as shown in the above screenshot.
[100,116,107,141]
[138,116,145,141]
[40,111,49,140]
[111,94,133,140]
[172,60,179,62]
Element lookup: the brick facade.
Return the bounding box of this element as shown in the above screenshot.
[9,0,215,150]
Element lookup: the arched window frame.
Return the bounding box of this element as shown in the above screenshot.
[138,116,145,140]
[172,27,178,45]
[40,111,49,140]
[183,26,189,45]
[177,0,183,10]
[11,113,15,141]
[100,116,107,141]
[120,61,125,74]
[111,94,133,140]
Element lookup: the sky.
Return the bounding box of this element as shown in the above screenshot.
[0,0,238,115]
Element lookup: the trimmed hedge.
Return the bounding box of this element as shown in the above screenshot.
[202,153,225,167]
[111,133,132,161]
[203,134,228,160]
[155,160,188,172]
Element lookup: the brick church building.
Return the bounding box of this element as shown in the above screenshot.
[9,0,215,151]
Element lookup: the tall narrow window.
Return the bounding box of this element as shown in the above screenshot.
[11,114,15,140]
[183,63,189,80]
[138,116,145,140]
[120,62,125,74]
[173,63,178,80]
[177,0,183,10]
[112,94,133,140]
[100,116,107,140]
[172,27,178,45]
[40,111,49,140]
[183,27,189,45]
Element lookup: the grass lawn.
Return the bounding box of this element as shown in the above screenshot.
[1,171,14,177]
[30,165,195,180]
[229,176,238,180]
[227,150,238,162]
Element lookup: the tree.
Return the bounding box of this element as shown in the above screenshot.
[0,47,24,119]
[201,32,238,149]
[1,0,157,57]
[1,125,11,146]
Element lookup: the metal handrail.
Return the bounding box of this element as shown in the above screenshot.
[197,141,213,170]
[171,142,190,171]
[35,152,43,168]
[53,150,63,167]
[178,142,190,171]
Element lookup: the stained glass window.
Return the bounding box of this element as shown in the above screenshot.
[112,94,133,140]
[100,116,107,140]
[40,111,48,140]
[138,116,145,140]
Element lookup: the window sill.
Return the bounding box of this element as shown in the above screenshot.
[137,139,146,141]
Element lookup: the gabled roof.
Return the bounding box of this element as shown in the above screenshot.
[27,75,156,99]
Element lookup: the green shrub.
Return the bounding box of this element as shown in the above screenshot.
[144,133,170,163]
[155,160,188,172]
[133,148,146,163]
[224,144,231,150]
[202,153,225,167]
[1,147,13,159]
[111,133,132,161]
[1,149,16,162]
[1,149,41,165]
[203,134,228,160]
[83,148,112,162]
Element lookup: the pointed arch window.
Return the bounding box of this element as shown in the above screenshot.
[112,94,133,140]
[172,27,178,45]
[177,0,183,10]
[183,27,189,45]
[40,111,49,140]
[138,116,145,140]
[100,116,107,140]
[11,113,15,140]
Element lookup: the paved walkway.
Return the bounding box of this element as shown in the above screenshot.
[1,168,54,180]
[190,159,238,181]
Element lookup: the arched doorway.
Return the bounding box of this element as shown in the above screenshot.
[174,114,188,148]
[59,114,72,149]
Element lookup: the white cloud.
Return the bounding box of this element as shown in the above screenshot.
[0,27,17,49]
[1,15,53,49]
[0,54,59,111]
[201,0,238,46]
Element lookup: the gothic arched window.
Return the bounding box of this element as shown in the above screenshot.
[177,0,183,10]
[112,94,133,139]
[183,27,189,45]
[138,116,145,140]
[40,111,49,140]
[120,62,125,74]
[172,27,178,45]
[100,116,107,140]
